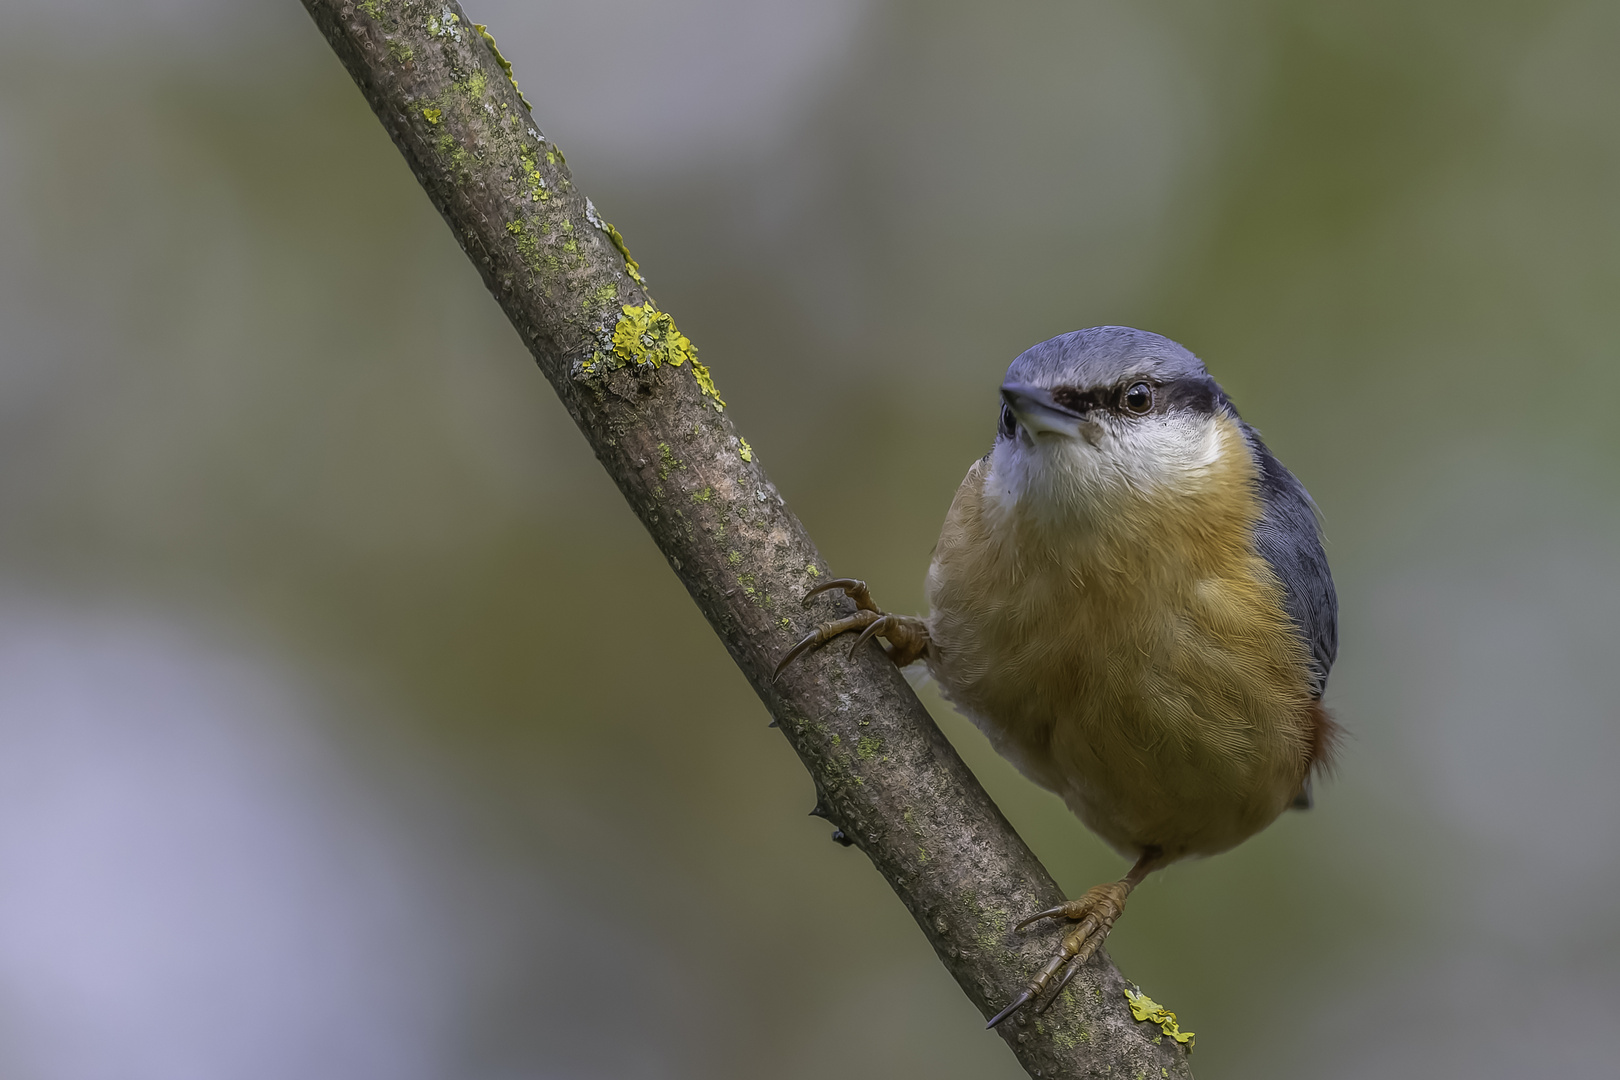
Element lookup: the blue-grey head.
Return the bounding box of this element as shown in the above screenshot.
[987,326,1239,521]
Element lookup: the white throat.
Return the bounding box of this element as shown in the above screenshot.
[982,411,1231,532]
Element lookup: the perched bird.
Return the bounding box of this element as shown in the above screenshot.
[777,326,1338,1027]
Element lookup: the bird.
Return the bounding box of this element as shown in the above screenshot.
[775,326,1338,1028]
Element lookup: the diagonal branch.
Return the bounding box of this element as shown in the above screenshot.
[297,3,1193,1076]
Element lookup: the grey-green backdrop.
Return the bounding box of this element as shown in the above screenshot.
[0,1,1616,1077]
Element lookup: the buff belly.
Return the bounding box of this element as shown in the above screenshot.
[924,452,1317,862]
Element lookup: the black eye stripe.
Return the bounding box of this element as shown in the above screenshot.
[1050,386,1088,413]
[1158,375,1220,416]
[1048,383,1153,415]
[1002,375,1223,433]
[1039,377,1223,418]
[1050,386,1105,413]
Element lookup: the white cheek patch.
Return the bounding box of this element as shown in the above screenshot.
[985,413,1230,524]
[1095,413,1226,496]
[982,439,1032,527]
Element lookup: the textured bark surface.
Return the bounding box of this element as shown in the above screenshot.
[297,3,1194,1076]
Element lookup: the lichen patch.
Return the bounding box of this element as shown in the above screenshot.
[585,198,645,285]
[610,302,695,370]
[1124,987,1195,1049]
[473,22,533,111]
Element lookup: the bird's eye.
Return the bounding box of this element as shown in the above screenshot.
[1123,382,1153,415]
[998,403,1016,439]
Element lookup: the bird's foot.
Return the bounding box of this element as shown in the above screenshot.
[773,578,930,679]
[986,881,1131,1028]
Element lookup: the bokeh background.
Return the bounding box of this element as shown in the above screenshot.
[2,0,1618,1077]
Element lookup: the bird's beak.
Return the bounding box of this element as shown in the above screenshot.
[1001,383,1087,438]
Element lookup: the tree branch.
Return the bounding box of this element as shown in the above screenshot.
[296,3,1193,1076]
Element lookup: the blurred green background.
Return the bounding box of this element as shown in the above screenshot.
[1,1,1617,1077]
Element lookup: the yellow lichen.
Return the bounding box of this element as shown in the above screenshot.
[422,106,442,124]
[611,303,694,369]
[517,150,548,202]
[426,9,460,39]
[604,305,725,407]
[604,222,641,279]
[1124,988,1195,1049]
[583,199,645,285]
[505,219,540,271]
[691,360,725,410]
[737,437,753,463]
[473,23,533,111]
[806,564,819,577]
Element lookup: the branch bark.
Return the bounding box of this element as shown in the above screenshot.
[297,3,1194,1076]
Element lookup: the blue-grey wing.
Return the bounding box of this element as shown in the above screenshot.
[1242,425,1337,698]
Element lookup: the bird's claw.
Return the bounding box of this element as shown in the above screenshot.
[802,577,879,611]
[772,609,882,680]
[1039,954,1087,1013]
[773,578,930,680]
[986,883,1129,1028]
[985,988,1036,1030]
[846,613,893,659]
[1012,903,1073,933]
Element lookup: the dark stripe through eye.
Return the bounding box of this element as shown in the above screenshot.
[1051,386,1088,413]
[1158,376,1220,416]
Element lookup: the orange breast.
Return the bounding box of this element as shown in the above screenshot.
[924,417,1320,859]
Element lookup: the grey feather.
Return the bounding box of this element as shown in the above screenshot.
[1240,424,1338,698]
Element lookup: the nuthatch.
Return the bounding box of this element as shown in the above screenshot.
[778,326,1338,1027]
